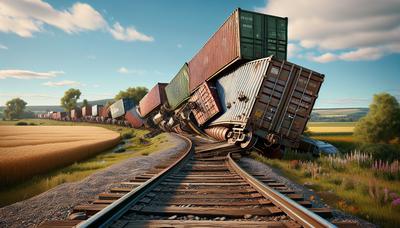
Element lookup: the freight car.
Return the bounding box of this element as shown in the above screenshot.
[200,57,324,156]
[36,8,325,159]
[189,8,288,92]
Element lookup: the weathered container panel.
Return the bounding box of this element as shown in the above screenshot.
[189,82,221,126]
[100,105,111,118]
[110,99,135,119]
[165,63,190,110]
[210,58,269,126]
[138,83,168,117]
[269,65,324,147]
[71,108,82,119]
[125,107,143,128]
[92,105,103,117]
[208,56,324,148]
[250,58,324,147]
[82,105,92,117]
[188,8,288,92]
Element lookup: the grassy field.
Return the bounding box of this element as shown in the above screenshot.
[252,121,400,227]
[0,119,173,207]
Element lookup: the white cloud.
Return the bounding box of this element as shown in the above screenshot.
[0,0,153,42]
[307,52,338,63]
[42,80,81,87]
[117,67,146,75]
[0,69,63,79]
[177,43,183,48]
[339,47,384,61]
[109,22,154,42]
[117,67,129,74]
[258,0,400,62]
[0,44,8,50]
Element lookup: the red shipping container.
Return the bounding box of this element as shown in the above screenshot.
[138,83,168,117]
[100,105,111,118]
[189,11,239,92]
[82,105,92,117]
[189,82,221,126]
[125,108,143,128]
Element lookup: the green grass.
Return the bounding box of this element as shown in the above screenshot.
[252,121,400,227]
[252,152,400,227]
[0,119,174,207]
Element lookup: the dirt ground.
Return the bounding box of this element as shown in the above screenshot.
[0,126,121,185]
[0,133,186,228]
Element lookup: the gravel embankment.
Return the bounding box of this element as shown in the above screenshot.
[0,133,187,228]
[239,157,376,228]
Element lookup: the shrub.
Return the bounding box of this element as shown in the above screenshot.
[358,143,400,162]
[15,121,28,126]
[289,160,300,169]
[121,131,134,139]
[29,122,37,126]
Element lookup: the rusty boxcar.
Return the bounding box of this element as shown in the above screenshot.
[204,56,324,154]
[138,83,168,118]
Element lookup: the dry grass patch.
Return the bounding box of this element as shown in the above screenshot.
[0,126,120,185]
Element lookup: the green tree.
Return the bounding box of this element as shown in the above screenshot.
[114,86,148,104]
[81,99,89,107]
[354,93,400,143]
[61,88,81,112]
[4,98,27,120]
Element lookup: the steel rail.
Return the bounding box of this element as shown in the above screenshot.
[76,134,193,228]
[226,152,336,228]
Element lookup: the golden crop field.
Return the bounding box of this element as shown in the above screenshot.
[0,126,120,185]
[307,122,355,133]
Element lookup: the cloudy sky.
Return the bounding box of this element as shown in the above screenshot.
[0,0,399,108]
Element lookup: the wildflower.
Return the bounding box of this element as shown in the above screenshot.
[392,198,400,207]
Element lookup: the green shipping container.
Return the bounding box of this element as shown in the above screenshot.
[165,63,190,110]
[239,9,288,60]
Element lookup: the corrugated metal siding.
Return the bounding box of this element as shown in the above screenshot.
[209,58,270,126]
[110,99,124,119]
[189,82,221,126]
[274,65,324,147]
[139,83,168,117]
[125,107,143,128]
[188,9,288,93]
[189,10,240,92]
[165,63,190,110]
[249,58,324,148]
[92,105,103,117]
[110,99,135,119]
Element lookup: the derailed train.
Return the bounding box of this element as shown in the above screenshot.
[39,9,324,158]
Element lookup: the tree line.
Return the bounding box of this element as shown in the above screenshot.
[2,86,148,120]
[2,90,399,144]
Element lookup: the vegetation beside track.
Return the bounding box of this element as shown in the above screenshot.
[253,121,400,227]
[0,119,173,207]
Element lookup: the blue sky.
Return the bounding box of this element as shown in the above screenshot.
[0,0,399,108]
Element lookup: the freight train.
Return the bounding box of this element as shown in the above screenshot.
[38,9,324,158]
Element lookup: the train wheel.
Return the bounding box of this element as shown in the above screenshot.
[240,132,258,149]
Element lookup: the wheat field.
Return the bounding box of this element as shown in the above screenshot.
[0,126,120,186]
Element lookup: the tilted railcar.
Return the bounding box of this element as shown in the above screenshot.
[200,57,324,156]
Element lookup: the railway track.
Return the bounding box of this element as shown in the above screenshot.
[40,135,339,228]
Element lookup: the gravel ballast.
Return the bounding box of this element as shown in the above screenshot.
[239,157,376,228]
[0,133,187,228]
